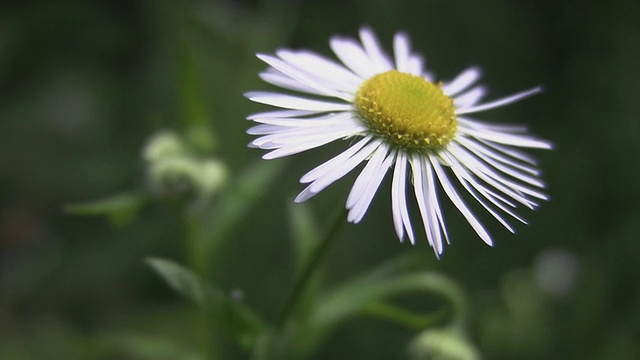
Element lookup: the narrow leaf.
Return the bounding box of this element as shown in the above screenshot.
[310,271,466,332]
[91,332,203,360]
[286,201,323,321]
[288,201,319,273]
[199,160,285,261]
[360,300,446,330]
[145,257,208,304]
[64,192,146,227]
[145,257,267,342]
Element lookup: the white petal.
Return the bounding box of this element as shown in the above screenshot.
[460,127,552,149]
[347,147,395,223]
[410,153,443,254]
[447,143,545,207]
[391,151,404,244]
[251,117,356,129]
[330,36,377,79]
[438,151,517,208]
[308,140,381,193]
[424,155,449,248]
[250,113,360,145]
[246,92,353,112]
[407,54,425,76]
[442,67,482,96]
[456,87,543,114]
[248,118,355,135]
[441,152,517,232]
[247,124,284,135]
[259,70,328,97]
[346,145,388,209]
[453,86,487,108]
[391,152,415,243]
[274,50,362,93]
[295,139,382,202]
[257,54,351,100]
[260,124,366,159]
[443,150,528,222]
[430,156,494,246]
[262,138,340,159]
[359,27,394,72]
[251,111,355,127]
[458,117,530,133]
[391,163,405,240]
[247,109,320,120]
[420,155,445,254]
[252,124,363,148]
[479,140,540,165]
[457,136,540,176]
[455,137,545,187]
[393,32,411,73]
[300,135,373,183]
[256,123,365,148]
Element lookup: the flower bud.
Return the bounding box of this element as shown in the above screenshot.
[409,329,480,360]
[143,131,228,201]
[143,131,186,163]
[195,159,228,198]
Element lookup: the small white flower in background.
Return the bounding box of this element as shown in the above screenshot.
[246,27,551,256]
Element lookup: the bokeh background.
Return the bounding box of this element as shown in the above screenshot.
[1,0,639,359]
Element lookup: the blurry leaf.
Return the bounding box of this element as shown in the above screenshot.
[280,255,465,359]
[288,201,320,273]
[91,332,203,360]
[356,252,431,284]
[286,201,324,322]
[180,33,211,130]
[199,160,285,261]
[309,267,466,332]
[64,192,146,227]
[146,257,208,304]
[360,300,446,330]
[145,257,267,345]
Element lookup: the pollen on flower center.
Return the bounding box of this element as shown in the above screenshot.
[355,70,457,150]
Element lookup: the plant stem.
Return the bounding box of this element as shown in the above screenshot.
[185,209,217,359]
[275,206,346,329]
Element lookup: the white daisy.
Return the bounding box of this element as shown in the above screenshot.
[246,27,551,256]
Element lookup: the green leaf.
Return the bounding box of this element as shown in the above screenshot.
[308,255,467,333]
[64,192,146,227]
[145,257,208,304]
[145,257,267,345]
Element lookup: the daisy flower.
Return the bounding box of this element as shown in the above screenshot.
[246,27,551,256]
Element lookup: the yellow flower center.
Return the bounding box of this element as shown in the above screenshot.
[355,70,457,151]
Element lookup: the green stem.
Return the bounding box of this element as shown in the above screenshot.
[185,210,217,359]
[275,206,347,329]
[186,211,206,273]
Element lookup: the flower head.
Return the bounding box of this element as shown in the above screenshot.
[246,27,551,256]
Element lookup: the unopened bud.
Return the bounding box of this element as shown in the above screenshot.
[143,131,185,163]
[410,329,480,360]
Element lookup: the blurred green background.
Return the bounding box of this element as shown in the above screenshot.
[1,0,639,359]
